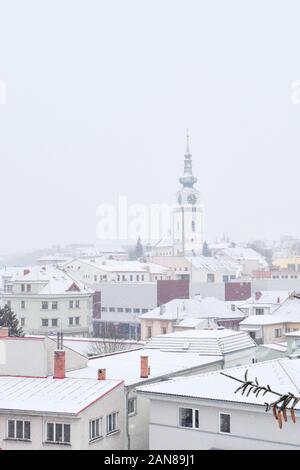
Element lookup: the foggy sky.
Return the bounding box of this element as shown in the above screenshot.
[0,0,300,253]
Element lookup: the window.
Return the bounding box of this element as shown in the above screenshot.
[27,284,31,292]
[136,275,140,282]
[42,302,48,310]
[161,327,167,335]
[207,273,215,283]
[133,308,140,314]
[42,319,49,327]
[117,308,123,313]
[255,308,264,316]
[52,302,58,310]
[109,307,115,313]
[21,318,25,327]
[142,309,148,313]
[52,319,58,327]
[21,301,25,310]
[141,275,145,281]
[220,413,231,434]
[147,326,152,338]
[75,300,80,309]
[102,307,107,312]
[128,398,137,416]
[21,284,25,292]
[107,412,118,435]
[69,300,74,309]
[7,420,31,441]
[130,275,133,281]
[46,423,71,445]
[223,275,229,283]
[89,418,102,442]
[191,221,196,232]
[69,317,74,326]
[125,308,132,313]
[94,275,98,282]
[275,329,282,338]
[75,317,80,326]
[178,408,200,429]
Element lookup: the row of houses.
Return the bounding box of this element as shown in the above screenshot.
[1,323,300,450]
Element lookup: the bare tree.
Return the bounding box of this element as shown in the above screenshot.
[88,323,135,356]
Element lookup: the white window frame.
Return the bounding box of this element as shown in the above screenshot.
[128,397,137,417]
[178,407,200,430]
[89,417,103,442]
[219,412,231,434]
[45,422,71,445]
[7,419,31,441]
[106,412,119,435]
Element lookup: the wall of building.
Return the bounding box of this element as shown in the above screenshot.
[0,382,125,450]
[147,396,300,450]
[2,294,93,337]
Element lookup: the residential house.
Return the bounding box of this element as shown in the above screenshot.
[0,266,94,337]
[137,358,300,450]
[217,247,268,276]
[239,293,300,344]
[139,297,245,341]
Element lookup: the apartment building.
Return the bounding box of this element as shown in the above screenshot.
[137,358,300,450]
[0,266,94,336]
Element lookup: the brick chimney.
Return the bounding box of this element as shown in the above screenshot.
[23,269,30,276]
[53,332,65,379]
[255,291,262,301]
[140,356,150,379]
[54,350,66,379]
[0,327,9,337]
[97,368,106,380]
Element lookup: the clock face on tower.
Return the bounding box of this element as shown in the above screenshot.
[187,193,197,205]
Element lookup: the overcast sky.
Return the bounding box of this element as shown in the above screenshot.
[0,0,300,253]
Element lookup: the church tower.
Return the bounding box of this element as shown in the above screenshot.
[172,132,204,255]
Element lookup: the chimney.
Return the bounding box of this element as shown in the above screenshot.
[54,332,65,379]
[255,291,262,301]
[97,368,106,380]
[0,327,9,337]
[140,356,149,379]
[23,269,30,276]
[277,297,281,304]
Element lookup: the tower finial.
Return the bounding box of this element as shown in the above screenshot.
[185,128,191,156]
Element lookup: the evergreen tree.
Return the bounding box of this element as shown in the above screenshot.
[202,241,211,257]
[133,237,144,260]
[0,305,24,336]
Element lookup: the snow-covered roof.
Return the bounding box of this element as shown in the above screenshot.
[0,377,122,415]
[137,358,300,409]
[67,348,222,386]
[218,247,268,265]
[241,294,300,326]
[45,336,141,357]
[145,329,256,355]
[240,316,285,326]
[0,266,94,295]
[239,291,290,309]
[176,318,209,328]
[67,259,168,275]
[186,256,240,274]
[140,298,245,321]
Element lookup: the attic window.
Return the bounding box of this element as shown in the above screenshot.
[67,282,80,292]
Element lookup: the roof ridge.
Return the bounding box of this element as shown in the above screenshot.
[277,359,300,394]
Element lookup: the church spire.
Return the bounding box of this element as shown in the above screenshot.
[179,130,198,188]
